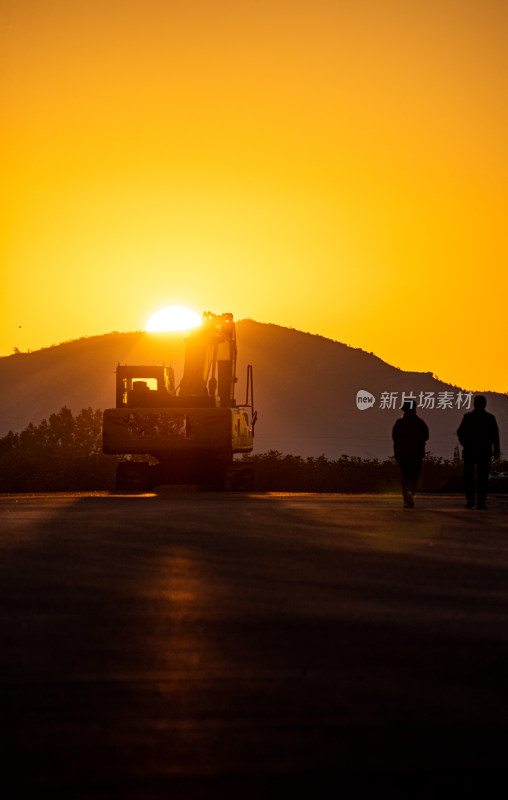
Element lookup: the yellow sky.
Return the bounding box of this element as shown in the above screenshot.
[1,0,507,391]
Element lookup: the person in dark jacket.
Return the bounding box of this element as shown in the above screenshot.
[457,395,500,509]
[392,401,429,508]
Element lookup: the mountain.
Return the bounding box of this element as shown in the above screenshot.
[1,320,507,459]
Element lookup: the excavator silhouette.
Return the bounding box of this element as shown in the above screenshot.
[103,312,257,490]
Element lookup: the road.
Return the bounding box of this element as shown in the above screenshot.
[1,491,508,797]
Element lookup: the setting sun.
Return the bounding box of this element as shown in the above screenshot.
[145,306,201,332]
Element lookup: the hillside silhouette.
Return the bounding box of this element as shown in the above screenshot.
[1,321,506,459]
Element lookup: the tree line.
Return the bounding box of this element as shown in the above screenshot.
[0,407,506,493]
[241,450,462,493]
[0,407,116,492]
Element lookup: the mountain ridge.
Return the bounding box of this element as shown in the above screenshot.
[1,320,506,459]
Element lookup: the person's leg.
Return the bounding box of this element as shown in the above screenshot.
[476,456,491,508]
[407,459,422,495]
[398,458,416,506]
[397,458,407,505]
[463,454,476,507]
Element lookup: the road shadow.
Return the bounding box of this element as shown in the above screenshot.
[1,494,508,796]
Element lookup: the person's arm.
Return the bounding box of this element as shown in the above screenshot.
[457,416,467,447]
[423,421,429,442]
[492,416,500,460]
[392,420,399,443]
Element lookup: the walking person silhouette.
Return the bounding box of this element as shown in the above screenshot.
[457,395,500,509]
[392,400,429,508]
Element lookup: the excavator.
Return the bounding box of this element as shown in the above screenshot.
[102,312,257,490]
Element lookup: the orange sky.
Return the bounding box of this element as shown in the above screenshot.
[1,0,507,392]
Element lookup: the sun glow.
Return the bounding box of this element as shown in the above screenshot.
[145,306,202,332]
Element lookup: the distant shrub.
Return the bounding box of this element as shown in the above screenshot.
[0,407,116,492]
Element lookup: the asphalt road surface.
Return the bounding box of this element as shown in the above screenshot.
[1,491,508,798]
